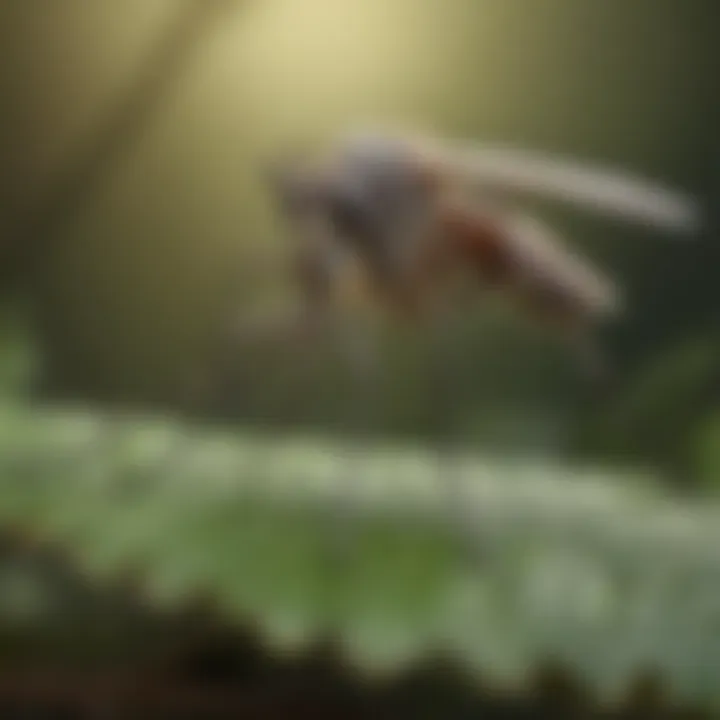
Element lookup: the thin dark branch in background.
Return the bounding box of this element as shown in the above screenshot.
[0,0,237,296]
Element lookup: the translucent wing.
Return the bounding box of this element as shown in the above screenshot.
[442,141,701,234]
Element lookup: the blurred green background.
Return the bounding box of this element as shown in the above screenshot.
[1,0,717,480]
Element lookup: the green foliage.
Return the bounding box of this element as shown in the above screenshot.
[692,413,720,491]
[0,303,39,399]
[576,333,719,474]
[1,403,720,711]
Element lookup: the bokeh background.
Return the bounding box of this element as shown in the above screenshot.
[1,0,717,477]
[1,2,719,715]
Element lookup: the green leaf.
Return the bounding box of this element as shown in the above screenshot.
[1,404,720,711]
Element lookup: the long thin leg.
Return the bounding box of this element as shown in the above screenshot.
[214,297,377,564]
[565,321,618,406]
[425,305,482,562]
[570,325,606,381]
[195,302,311,414]
[326,308,382,564]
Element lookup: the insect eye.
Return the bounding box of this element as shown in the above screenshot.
[328,193,374,239]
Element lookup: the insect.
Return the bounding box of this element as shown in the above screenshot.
[264,128,700,382]
[238,128,701,552]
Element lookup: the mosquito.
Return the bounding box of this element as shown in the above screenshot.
[248,127,701,548]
